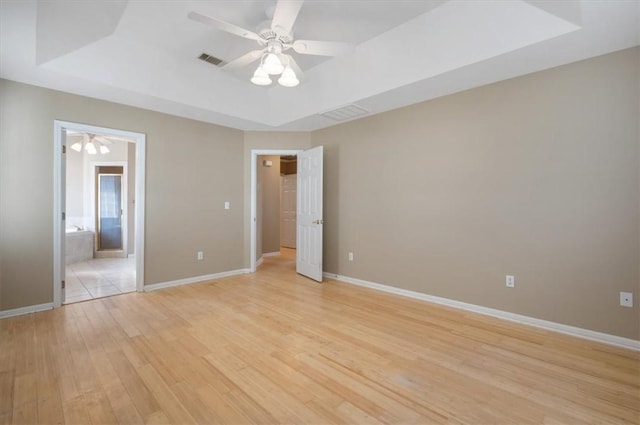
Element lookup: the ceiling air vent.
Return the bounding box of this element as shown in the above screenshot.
[198,53,224,66]
[320,104,369,121]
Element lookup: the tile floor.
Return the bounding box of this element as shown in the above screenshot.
[64,257,136,304]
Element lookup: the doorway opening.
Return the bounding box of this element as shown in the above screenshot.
[255,154,298,271]
[53,121,146,307]
[250,147,324,281]
[95,165,126,254]
[250,149,302,273]
[280,155,297,250]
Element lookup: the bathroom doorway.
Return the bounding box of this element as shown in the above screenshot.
[53,121,146,307]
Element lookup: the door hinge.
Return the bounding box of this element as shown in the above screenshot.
[62,145,66,154]
[61,280,66,289]
[62,212,66,221]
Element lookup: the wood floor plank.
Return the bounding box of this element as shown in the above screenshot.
[83,389,119,424]
[61,396,90,425]
[195,385,257,424]
[0,371,14,423]
[1,249,638,424]
[169,381,224,425]
[107,349,160,421]
[136,364,197,425]
[104,384,145,425]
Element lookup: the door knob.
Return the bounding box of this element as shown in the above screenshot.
[313,219,324,224]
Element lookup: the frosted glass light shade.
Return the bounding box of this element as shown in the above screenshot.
[263,53,284,75]
[70,142,82,152]
[278,66,299,87]
[99,144,110,154]
[85,141,97,155]
[251,65,272,86]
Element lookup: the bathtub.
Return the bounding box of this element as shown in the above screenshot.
[65,229,94,264]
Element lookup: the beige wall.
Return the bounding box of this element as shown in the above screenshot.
[1,48,638,340]
[280,159,297,175]
[243,131,310,266]
[259,155,281,255]
[312,47,640,340]
[65,142,84,219]
[0,79,245,310]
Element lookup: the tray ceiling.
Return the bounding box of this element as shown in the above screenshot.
[1,1,638,131]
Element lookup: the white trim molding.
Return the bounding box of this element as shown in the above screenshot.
[0,303,54,319]
[144,269,250,292]
[256,252,280,268]
[324,272,640,351]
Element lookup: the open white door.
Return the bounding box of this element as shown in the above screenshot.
[296,146,323,282]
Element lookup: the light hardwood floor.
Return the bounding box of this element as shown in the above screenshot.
[1,249,638,424]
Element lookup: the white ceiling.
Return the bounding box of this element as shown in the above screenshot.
[1,1,638,131]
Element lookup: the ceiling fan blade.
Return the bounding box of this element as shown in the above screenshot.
[292,39,354,57]
[94,136,113,145]
[102,135,133,142]
[222,49,265,71]
[271,0,304,35]
[188,11,262,42]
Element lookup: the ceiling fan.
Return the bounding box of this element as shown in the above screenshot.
[188,0,354,87]
[67,131,130,155]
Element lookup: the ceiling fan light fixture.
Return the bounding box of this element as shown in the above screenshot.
[251,65,272,86]
[263,53,284,75]
[85,140,97,155]
[70,142,82,152]
[278,66,299,87]
[99,144,110,154]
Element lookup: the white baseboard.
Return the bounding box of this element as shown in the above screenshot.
[145,269,250,292]
[323,272,640,351]
[0,303,54,319]
[256,257,264,267]
[263,251,281,257]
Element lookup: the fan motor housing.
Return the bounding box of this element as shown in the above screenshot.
[257,20,292,44]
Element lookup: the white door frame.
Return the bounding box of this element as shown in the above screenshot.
[53,120,146,307]
[250,149,302,272]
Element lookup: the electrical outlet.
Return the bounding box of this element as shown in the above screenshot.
[348,252,354,261]
[620,292,633,307]
[506,275,515,288]
[224,201,230,210]
[197,251,204,261]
